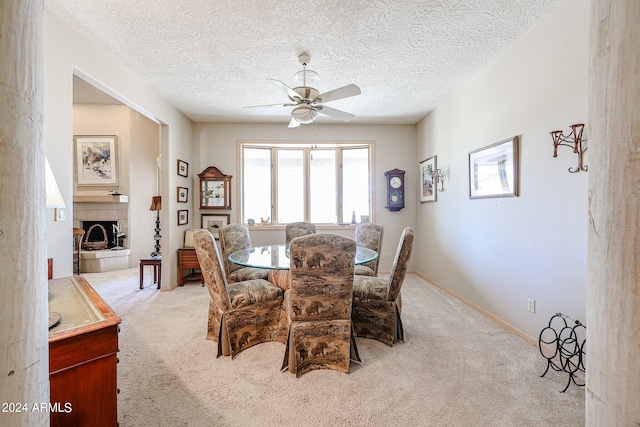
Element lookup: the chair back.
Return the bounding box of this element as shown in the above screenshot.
[219,224,252,276]
[289,234,356,321]
[285,222,316,244]
[354,222,384,274]
[72,228,85,275]
[73,228,85,249]
[194,229,232,311]
[386,227,414,302]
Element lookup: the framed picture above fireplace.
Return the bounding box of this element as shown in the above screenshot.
[75,135,118,186]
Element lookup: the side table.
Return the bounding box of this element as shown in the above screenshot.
[139,256,161,289]
[178,248,203,286]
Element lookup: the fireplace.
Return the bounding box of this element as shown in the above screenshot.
[74,205,130,272]
[82,220,118,250]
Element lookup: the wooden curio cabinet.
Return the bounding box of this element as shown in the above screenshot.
[199,166,232,209]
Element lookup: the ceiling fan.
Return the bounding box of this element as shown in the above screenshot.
[245,52,361,128]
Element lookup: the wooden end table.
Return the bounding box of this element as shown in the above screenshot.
[139,256,161,289]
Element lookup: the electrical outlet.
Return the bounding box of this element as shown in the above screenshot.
[382,252,387,260]
[527,298,536,313]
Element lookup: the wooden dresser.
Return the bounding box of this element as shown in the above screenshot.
[178,247,203,285]
[48,276,121,427]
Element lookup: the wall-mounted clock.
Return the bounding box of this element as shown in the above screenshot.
[384,168,405,211]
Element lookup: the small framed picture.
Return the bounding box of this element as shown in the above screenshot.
[177,186,188,203]
[177,210,189,226]
[201,213,230,240]
[419,155,437,203]
[177,159,189,177]
[469,136,519,199]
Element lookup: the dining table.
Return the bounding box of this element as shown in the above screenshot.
[228,243,378,290]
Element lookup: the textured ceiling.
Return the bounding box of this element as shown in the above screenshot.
[46,0,562,125]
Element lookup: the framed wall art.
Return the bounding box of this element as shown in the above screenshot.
[201,213,230,240]
[419,155,437,203]
[75,135,118,186]
[177,186,188,203]
[468,136,519,199]
[177,209,189,226]
[177,159,189,177]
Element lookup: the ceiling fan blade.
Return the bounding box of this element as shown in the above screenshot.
[267,79,300,100]
[243,102,296,108]
[288,117,301,128]
[316,84,361,104]
[317,105,355,122]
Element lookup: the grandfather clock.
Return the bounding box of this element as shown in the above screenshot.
[384,169,405,211]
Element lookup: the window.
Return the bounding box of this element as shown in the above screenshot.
[240,142,373,225]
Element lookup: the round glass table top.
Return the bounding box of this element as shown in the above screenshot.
[228,244,378,270]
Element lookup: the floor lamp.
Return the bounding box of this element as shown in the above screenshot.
[149,196,162,257]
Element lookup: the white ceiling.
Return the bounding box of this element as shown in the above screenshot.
[47,0,563,125]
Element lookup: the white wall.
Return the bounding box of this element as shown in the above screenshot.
[44,7,193,287]
[415,0,589,340]
[193,122,417,272]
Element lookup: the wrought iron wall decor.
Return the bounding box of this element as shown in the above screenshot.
[430,168,446,192]
[538,312,586,392]
[550,123,587,173]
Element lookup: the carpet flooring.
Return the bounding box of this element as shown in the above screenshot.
[82,269,585,427]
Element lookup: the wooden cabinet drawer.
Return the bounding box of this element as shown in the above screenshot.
[179,248,200,268]
[49,324,119,374]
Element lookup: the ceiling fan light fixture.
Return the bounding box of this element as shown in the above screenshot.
[291,105,318,124]
[244,53,361,128]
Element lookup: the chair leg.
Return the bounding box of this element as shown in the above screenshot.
[395,305,404,344]
[280,330,291,372]
[350,323,361,363]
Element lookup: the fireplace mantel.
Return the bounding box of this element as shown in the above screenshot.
[74,194,128,203]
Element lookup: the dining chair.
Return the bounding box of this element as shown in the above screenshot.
[352,227,414,346]
[72,228,85,275]
[219,224,270,283]
[281,233,361,377]
[193,229,284,358]
[284,222,316,244]
[353,222,384,276]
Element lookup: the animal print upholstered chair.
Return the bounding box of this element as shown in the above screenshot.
[353,222,384,276]
[352,227,414,346]
[284,222,316,244]
[219,224,269,283]
[281,234,361,377]
[193,229,284,358]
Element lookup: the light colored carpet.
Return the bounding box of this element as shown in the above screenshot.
[82,269,584,427]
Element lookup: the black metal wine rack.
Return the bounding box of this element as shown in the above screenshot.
[538,312,586,392]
